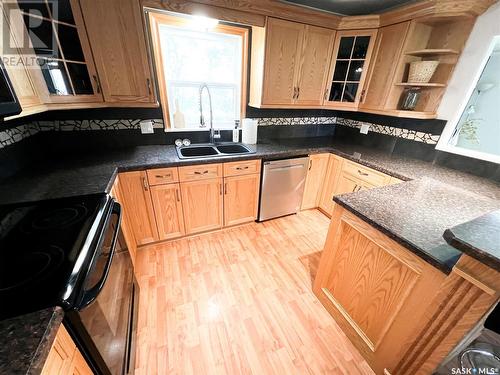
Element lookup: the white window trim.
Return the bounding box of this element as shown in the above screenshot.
[436,2,500,164]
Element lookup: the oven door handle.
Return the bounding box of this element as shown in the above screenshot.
[79,201,122,309]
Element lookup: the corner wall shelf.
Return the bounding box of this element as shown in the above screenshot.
[405,49,459,56]
[395,82,446,87]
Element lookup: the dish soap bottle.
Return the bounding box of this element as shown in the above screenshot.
[233,120,240,142]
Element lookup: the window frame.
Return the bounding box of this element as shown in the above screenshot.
[436,35,500,164]
[147,11,249,131]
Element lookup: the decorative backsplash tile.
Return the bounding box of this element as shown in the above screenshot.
[257,117,337,126]
[0,115,439,149]
[335,118,441,144]
[0,122,41,149]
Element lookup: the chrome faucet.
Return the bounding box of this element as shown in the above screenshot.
[199,83,220,144]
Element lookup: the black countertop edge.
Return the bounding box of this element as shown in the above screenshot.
[333,197,454,274]
[0,307,64,375]
[444,228,500,272]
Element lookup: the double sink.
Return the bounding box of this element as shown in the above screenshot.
[176,143,255,159]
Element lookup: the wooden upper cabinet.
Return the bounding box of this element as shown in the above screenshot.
[224,174,260,226]
[118,171,159,245]
[301,154,330,210]
[181,178,223,235]
[295,26,335,105]
[323,29,377,110]
[262,18,303,106]
[359,22,410,111]
[251,17,335,108]
[79,0,156,104]
[150,183,185,241]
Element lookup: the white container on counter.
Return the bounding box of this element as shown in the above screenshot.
[241,118,258,144]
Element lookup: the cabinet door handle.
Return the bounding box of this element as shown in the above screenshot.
[146,78,152,95]
[176,188,180,202]
[356,185,363,192]
[297,86,300,99]
[360,89,366,103]
[194,170,209,175]
[219,183,222,195]
[352,184,358,192]
[92,75,101,94]
[142,177,148,191]
[224,183,228,195]
[324,88,328,100]
[357,169,369,176]
[236,166,249,170]
[155,173,171,178]
[293,87,298,99]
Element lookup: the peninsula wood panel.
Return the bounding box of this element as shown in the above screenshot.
[150,183,185,240]
[223,173,260,226]
[262,18,303,105]
[118,171,159,245]
[314,205,445,373]
[301,153,330,210]
[70,350,93,375]
[318,154,344,216]
[79,0,155,104]
[295,26,335,105]
[360,22,410,110]
[180,178,223,235]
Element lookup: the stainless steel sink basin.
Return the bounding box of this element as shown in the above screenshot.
[176,143,255,159]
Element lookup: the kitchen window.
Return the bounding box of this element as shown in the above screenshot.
[148,12,248,130]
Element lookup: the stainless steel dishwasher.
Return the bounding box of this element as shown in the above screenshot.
[258,157,309,221]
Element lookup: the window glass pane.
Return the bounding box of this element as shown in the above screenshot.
[159,25,242,129]
[329,82,344,101]
[54,0,75,25]
[342,83,359,102]
[352,36,370,59]
[57,24,84,61]
[337,37,354,59]
[39,59,73,95]
[347,60,365,81]
[67,63,93,95]
[22,14,59,57]
[17,1,50,18]
[333,61,349,81]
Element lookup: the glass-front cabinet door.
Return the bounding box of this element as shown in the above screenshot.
[13,0,102,103]
[323,30,377,109]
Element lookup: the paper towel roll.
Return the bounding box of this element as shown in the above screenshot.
[242,119,258,144]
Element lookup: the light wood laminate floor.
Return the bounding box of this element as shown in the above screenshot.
[135,210,373,375]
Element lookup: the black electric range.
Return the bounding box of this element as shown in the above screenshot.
[0,193,138,375]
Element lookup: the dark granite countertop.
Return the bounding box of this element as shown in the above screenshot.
[333,178,500,273]
[443,210,500,272]
[0,307,63,375]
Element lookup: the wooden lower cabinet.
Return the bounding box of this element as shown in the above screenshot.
[118,171,159,245]
[313,205,445,374]
[42,325,93,375]
[181,178,223,235]
[301,153,330,210]
[224,174,260,226]
[318,154,343,216]
[150,183,185,240]
[110,175,138,266]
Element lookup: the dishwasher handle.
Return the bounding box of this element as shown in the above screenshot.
[267,164,306,172]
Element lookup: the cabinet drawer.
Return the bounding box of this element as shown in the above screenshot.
[179,163,222,182]
[224,160,261,177]
[147,167,179,185]
[342,161,390,187]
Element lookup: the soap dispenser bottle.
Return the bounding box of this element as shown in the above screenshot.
[233,120,240,142]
